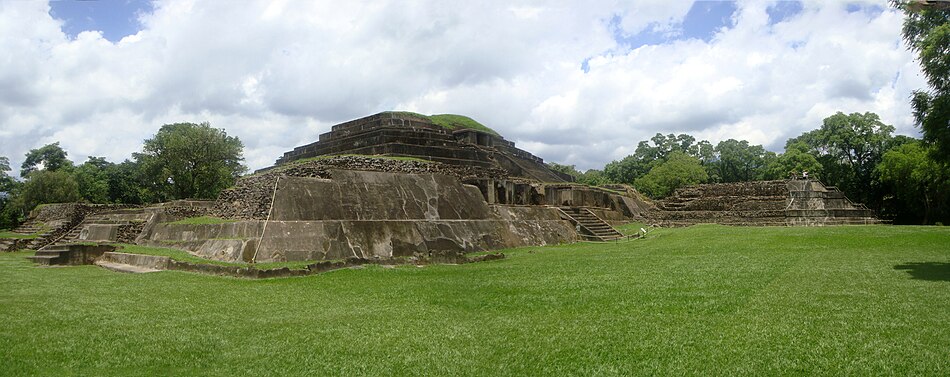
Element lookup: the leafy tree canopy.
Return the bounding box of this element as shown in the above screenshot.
[134,122,246,201]
[16,170,81,212]
[713,139,770,183]
[74,157,114,204]
[765,142,824,180]
[21,142,72,177]
[897,1,950,162]
[0,157,15,194]
[604,133,712,184]
[634,151,709,199]
[877,141,949,224]
[786,112,895,207]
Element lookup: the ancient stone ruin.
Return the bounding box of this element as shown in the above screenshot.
[10,112,651,270]
[648,179,881,226]
[7,111,882,273]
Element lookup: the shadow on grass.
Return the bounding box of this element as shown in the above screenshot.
[894,262,950,282]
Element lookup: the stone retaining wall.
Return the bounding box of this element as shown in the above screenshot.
[216,156,507,220]
[96,250,506,279]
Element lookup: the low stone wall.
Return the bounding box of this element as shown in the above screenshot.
[98,250,506,279]
[148,218,574,263]
[60,244,116,265]
[100,252,170,270]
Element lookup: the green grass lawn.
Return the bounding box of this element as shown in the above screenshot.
[2,225,949,375]
[0,231,40,239]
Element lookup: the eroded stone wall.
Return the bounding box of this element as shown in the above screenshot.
[215,156,507,220]
[146,169,577,262]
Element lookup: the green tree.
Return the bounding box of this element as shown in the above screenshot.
[134,122,246,201]
[547,163,610,186]
[16,170,81,212]
[74,157,113,204]
[0,157,15,195]
[577,169,609,186]
[107,160,145,204]
[0,157,21,229]
[897,1,950,163]
[712,139,769,182]
[604,133,710,184]
[877,141,949,224]
[634,151,708,199]
[786,112,895,207]
[21,142,73,176]
[547,162,583,180]
[604,154,648,184]
[765,142,824,180]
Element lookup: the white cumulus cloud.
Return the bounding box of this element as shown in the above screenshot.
[0,0,926,176]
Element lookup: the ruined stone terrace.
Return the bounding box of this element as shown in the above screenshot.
[269,111,569,183]
[648,179,881,226]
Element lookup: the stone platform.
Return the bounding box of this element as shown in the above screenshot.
[268,111,570,183]
[648,179,881,226]
[144,170,580,263]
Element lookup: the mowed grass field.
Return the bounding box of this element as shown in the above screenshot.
[2,225,949,376]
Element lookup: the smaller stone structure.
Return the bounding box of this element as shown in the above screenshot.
[648,179,881,226]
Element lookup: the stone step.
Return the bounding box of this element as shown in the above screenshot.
[34,250,66,257]
[94,260,162,274]
[26,255,58,266]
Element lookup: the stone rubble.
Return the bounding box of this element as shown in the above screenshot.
[213,155,507,220]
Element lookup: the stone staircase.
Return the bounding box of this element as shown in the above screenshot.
[558,207,624,241]
[40,208,150,250]
[26,243,115,266]
[25,244,71,265]
[0,221,55,251]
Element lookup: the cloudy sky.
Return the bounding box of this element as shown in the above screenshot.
[0,0,925,176]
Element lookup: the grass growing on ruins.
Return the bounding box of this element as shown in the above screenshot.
[3,225,950,375]
[389,111,500,135]
[164,216,237,225]
[428,114,500,135]
[0,231,40,239]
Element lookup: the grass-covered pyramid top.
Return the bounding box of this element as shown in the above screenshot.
[387,111,499,136]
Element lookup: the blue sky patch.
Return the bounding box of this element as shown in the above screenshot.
[681,0,738,41]
[609,1,738,51]
[767,1,804,25]
[49,0,152,42]
[846,2,885,17]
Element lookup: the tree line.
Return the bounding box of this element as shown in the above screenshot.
[0,123,246,229]
[549,111,948,224]
[550,3,949,225]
